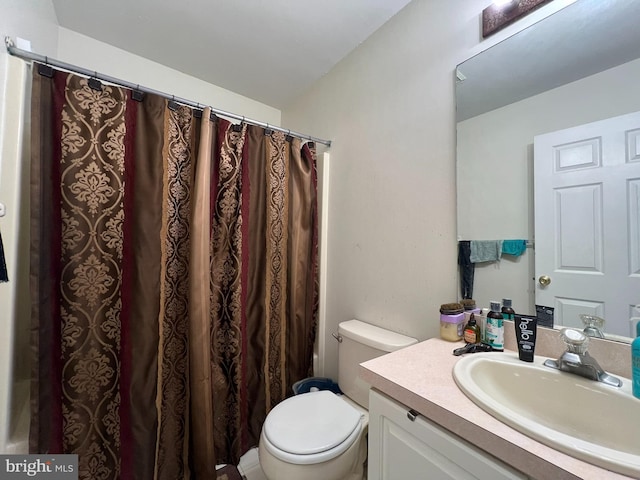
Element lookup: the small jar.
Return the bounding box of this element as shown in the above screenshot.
[440,312,465,341]
[460,299,477,312]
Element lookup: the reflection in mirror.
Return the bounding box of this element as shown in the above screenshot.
[456,0,640,342]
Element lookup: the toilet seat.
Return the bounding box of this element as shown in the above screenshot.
[262,390,363,465]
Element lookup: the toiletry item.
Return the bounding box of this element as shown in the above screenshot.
[501,298,515,320]
[485,301,504,351]
[460,298,476,311]
[440,312,465,342]
[461,299,480,326]
[478,307,489,343]
[463,314,481,344]
[452,342,501,356]
[440,302,463,315]
[633,322,640,399]
[514,314,537,362]
[536,304,554,328]
[463,307,481,325]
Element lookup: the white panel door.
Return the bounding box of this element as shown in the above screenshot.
[534,111,640,337]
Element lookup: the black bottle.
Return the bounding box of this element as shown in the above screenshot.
[501,298,515,320]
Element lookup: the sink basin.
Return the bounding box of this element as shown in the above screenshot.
[453,351,639,477]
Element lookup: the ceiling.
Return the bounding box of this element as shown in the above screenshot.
[51,0,413,109]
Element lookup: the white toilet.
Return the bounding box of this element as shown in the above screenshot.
[258,319,418,480]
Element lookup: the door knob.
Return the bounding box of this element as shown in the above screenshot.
[538,275,551,286]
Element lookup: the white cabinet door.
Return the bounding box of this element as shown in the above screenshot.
[534,110,640,337]
[368,389,527,480]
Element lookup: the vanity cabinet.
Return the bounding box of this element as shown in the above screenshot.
[367,389,528,480]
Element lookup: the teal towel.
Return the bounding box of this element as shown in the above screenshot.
[470,240,503,263]
[502,239,527,256]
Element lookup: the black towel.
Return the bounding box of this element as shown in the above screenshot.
[0,229,8,282]
[457,241,473,299]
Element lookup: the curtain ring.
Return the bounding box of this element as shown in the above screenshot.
[44,56,48,65]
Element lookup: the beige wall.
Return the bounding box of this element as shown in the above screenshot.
[57,28,281,126]
[458,57,640,317]
[281,0,574,379]
[282,0,484,379]
[0,1,59,122]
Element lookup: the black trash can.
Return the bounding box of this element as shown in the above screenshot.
[292,377,342,395]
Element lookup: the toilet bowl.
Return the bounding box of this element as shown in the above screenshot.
[259,390,368,480]
[258,319,418,480]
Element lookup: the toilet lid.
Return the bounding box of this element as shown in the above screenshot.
[263,390,362,455]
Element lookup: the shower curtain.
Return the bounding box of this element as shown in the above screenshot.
[29,66,318,480]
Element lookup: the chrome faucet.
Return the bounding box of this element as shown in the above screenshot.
[580,314,605,339]
[543,328,622,388]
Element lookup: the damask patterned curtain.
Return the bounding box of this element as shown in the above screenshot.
[29,66,318,480]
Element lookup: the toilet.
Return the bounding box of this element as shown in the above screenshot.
[258,319,418,480]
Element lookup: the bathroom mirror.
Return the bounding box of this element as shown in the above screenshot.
[456,0,640,342]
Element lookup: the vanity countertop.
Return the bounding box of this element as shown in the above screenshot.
[359,338,633,480]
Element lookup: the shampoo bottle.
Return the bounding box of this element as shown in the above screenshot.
[485,301,504,351]
[633,321,640,399]
[502,298,515,320]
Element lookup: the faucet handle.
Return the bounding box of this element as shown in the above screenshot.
[580,314,605,338]
[560,328,589,354]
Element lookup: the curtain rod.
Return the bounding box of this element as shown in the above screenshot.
[4,37,332,147]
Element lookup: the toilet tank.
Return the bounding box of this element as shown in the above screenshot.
[337,319,418,409]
